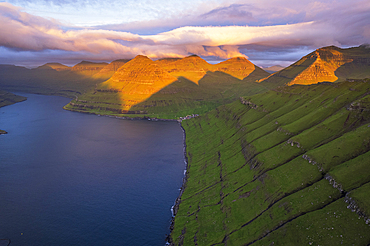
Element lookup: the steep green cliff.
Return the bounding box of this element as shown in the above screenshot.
[171,79,370,245]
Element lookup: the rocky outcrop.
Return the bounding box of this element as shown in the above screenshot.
[240,97,258,109]
[344,193,370,225]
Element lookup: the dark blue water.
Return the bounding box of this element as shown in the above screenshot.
[0,94,185,246]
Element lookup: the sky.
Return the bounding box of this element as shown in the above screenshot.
[0,0,369,67]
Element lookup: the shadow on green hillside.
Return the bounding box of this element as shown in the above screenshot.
[130,71,270,118]
[335,60,370,80]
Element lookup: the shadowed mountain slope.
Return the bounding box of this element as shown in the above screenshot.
[264,65,285,73]
[71,61,109,77]
[170,79,370,245]
[93,59,131,79]
[0,90,26,108]
[36,63,70,71]
[260,45,370,87]
[64,55,270,118]
[0,62,110,97]
[94,55,178,112]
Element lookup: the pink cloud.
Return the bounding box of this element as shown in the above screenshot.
[1,1,370,66]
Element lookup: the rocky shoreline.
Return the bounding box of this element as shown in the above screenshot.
[166,122,189,245]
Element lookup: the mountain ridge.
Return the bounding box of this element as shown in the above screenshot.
[64,54,270,117]
[260,45,370,87]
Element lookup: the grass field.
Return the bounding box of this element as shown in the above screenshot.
[170,79,370,245]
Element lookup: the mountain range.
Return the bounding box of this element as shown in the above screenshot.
[64,54,270,118]
[1,45,370,118]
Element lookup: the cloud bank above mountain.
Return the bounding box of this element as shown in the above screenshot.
[0,0,369,67]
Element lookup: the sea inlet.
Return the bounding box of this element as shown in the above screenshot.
[0,94,185,245]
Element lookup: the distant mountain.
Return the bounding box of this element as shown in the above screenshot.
[71,61,109,77]
[93,59,131,80]
[260,45,370,87]
[35,63,70,71]
[263,65,285,73]
[64,55,269,118]
[156,55,269,83]
[214,57,268,80]
[0,61,110,97]
[159,55,214,83]
[154,58,182,67]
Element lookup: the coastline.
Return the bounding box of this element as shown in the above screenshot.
[64,104,189,245]
[63,106,179,122]
[166,122,189,245]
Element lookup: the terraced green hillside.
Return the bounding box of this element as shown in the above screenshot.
[170,79,370,245]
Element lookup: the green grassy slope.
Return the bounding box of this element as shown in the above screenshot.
[170,79,370,245]
[64,72,268,119]
[0,90,27,134]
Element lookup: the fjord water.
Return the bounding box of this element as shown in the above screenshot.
[0,94,185,245]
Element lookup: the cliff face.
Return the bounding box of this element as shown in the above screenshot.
[287,48,353,85]
[171,79,370,245]
[260,45,370,86]
[96,55,178,110]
